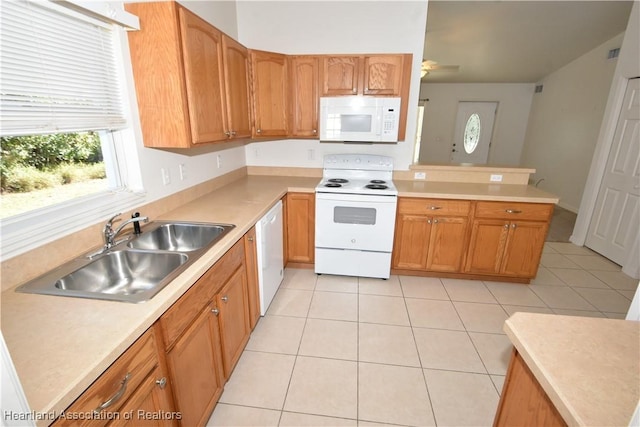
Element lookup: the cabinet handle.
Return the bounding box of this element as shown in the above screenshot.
[504,224,509,229]
[256,129,262,134]
[93,373,130,415]
[247,236,254,242]
[225,131,231,137]
[156,377,167,389]
[231,131,237,136]
[427,219,432,224]
[511,223,517,229]
[433,219,439,224]
[429,206,442,210]
[505,209,522,214]
[221,296,228,303]
[352,88,357,93]
[313,129,317,134]
[211,308,219,316]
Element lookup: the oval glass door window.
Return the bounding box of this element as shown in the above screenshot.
[464,113,481,154]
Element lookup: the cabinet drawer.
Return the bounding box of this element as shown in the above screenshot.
[161,240,245,349]
[475,202,553,221]
[398,198,471,216]
[56,328,160,427]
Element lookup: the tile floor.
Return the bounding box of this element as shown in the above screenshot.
[207,242,636,427]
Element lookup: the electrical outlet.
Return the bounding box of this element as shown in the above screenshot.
[216,155,222,169]
[179,164,187,180]
[161,168,171,185]
[308,149,315,161]
[490,174,503,182]
[414,172,426,180]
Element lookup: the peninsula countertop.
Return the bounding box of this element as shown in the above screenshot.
[1,174,558,425]
[504,312,640,426]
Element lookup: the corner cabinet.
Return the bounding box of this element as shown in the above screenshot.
[125,2,250,148]
[285,192,315,265]
[250,50,289,137]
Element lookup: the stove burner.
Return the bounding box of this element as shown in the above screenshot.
[365,184,389,190]
[370,180,386,184]
[325,183,342,188]
[328,178,349,183]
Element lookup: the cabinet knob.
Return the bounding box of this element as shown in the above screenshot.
[231,131,237,136]
[221,296,228,303]
[257,129,262,134]
[352,88,357,93]
[313,129,317,134]
[248,236,254,242]
[225,131,231,137]
[433,219,439,224]
[156,377,167,389]
[504,224,509,229]
[427,219,432,224]
[511,223,517,229]
[211,308,219,316]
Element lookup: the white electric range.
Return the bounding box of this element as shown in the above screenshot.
[315,154,398,279]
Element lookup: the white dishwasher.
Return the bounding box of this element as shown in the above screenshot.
[255,200,284,315]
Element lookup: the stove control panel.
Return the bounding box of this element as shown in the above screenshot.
[323,154,394,171]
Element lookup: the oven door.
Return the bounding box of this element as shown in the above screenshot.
[315,192,397,252]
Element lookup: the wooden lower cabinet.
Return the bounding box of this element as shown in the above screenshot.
[53,326,176,427]
[494,349,567,426]
[392,198,469,273]
[165,304,223,427]
[285,192,315,265]
[159,239,251,426]
[215,266,250,379]
[243,226,260,330]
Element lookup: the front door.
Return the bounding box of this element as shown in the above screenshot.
[586,78,640,265]
[451,102,497,164]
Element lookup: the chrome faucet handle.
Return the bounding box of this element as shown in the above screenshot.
[103,213,123,248]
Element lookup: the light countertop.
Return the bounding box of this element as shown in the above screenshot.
[504,312,640,426]
[1,174,558,425]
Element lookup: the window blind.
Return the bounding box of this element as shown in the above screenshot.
[0,0,127,136]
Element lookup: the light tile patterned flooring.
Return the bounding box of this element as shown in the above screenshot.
[207,242,637,427]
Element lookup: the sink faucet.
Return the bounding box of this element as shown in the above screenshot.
[103,213,149,249]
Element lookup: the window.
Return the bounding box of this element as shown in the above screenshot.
[0,0,143,259]
[463,113,481,154]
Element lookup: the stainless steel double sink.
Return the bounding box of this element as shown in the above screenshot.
[16,221,235,303]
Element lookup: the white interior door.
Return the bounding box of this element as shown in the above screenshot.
[586,78,640,265]
[451,102,497,164]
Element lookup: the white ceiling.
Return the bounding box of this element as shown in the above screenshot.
[422,1,634,83]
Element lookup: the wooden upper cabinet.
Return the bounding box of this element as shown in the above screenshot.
[363,55,405,96]
[250,50,289,137]
[321,56,361,96]
[125,2,250,147]
[222,35,252,139]
[178,8,228,144]
[289,56,320,137]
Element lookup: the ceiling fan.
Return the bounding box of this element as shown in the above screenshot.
[421,60,460,78]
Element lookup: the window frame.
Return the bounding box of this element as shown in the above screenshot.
[0,2,145,261]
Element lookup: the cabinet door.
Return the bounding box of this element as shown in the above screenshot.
[250,50,288,137]
[107,366,176,427]
[244,227,260,330]
[179,7,228,143]
[290,56,319,137]
[321,56,361,96]
[216,266,250,379]
[222,35,251,139]
[464,219,509,275]
[285,193,315,264]
[166,304,224,427]
[501,221,548,277]
[426,216,469,273]
[392,213,431,270]
[362,55,404,96]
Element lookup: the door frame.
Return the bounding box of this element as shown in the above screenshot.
[572,76,640,278]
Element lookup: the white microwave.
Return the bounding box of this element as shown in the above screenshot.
[319,96,401,143]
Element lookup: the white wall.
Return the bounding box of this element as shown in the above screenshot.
[125,1,247,204]
[418,83,535,165]
[237,1,429,171]
[519,33,625,212]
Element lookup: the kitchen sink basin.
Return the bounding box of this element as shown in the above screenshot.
[127,222,233,252]
[16,220,236,303]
